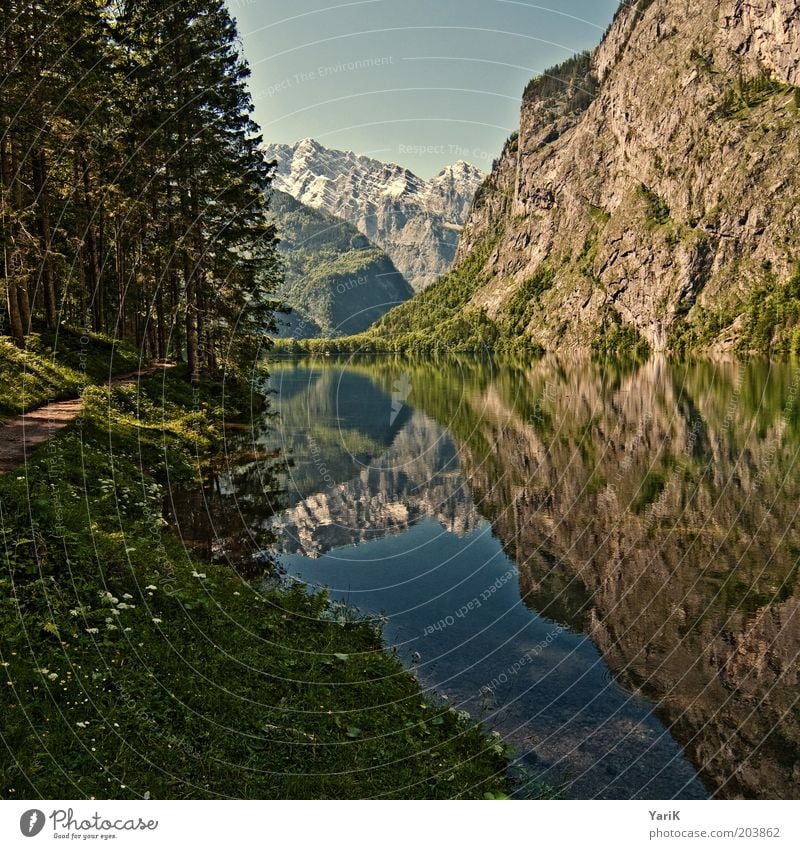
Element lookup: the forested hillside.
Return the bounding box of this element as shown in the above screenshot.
[0,0,280,379]
[271,191,413,338]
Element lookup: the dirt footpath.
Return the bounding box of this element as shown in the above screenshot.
[0,363,174,474]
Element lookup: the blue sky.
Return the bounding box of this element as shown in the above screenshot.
[232,0,620,177]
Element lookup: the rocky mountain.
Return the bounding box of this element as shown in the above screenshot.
[371,0,800,356]
[264,139,484,291]
[270,190,414,337]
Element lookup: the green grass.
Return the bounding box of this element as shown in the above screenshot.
[0,337,83,416]
[0,349,514,799]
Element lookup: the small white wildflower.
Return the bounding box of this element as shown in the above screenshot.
[116,603,131,610]
[85,628,99,635]
[233,591,240,596]
[106,624,118,632]
[151,618,162,625]
[122,593,133,600]
[145,585,157,591]
[191,571,206,579]
[110,609,121,616]
[47,673,58,681]
[76,721,88,729]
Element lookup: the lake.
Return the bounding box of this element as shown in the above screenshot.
[169,354,800,799]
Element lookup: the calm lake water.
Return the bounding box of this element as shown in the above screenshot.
[170,355,800,799]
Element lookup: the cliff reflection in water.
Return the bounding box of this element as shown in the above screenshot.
[266,356,800,799]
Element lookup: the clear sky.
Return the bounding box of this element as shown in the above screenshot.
[231,0,620,178]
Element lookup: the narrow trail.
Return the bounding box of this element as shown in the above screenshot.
[0,363,174,474]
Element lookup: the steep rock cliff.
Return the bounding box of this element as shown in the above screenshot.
[441,0,800,354]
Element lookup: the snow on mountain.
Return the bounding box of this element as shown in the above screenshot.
[264,139,485,291]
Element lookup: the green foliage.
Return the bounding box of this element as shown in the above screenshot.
[591,310,650,362]
[501,266,555,337]
[636,184,671,227]
[0,0,280,378]
[361,226,508,353]
[0,330,145,418]
[738,265,800,355]
[271,191,413,337]
[276,226,551,358]
[668,301,740,358]
[0,339,83,416]
[523,51,598,115]
[669,265,800,357]
[630,469,667,514]
[588,205,611,225]
[719,72,795,116]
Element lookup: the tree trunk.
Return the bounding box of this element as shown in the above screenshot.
[115,218,126,338]
[32,149,57,329]
[80,150,102,333]
[10,140,31,335]
[184,247,198,381]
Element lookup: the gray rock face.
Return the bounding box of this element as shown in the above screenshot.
[264,139,484,291]
[456,0,800,354]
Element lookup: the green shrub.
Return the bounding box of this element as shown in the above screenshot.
[591,310,650,361]
[636,184,670,227]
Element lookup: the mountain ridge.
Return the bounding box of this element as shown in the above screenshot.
[270,189,414,338]
[455,0,800,355]
[264,139,484,291]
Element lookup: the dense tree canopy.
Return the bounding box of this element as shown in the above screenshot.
[0,0,279,378]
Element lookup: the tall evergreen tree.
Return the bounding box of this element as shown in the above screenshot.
[0,0,279,379]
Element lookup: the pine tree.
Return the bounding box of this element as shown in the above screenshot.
[0,0,280,378]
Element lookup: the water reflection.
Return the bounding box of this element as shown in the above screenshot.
[169,354,800,798]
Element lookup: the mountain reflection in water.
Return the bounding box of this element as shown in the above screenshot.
[169,355,800,799]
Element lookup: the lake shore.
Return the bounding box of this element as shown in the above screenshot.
[0,342,513,799]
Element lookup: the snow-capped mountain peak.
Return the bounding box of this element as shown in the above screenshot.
[263,139,485,291]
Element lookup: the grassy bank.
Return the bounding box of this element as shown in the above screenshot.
[0,342,512,799]
[0,328,142,417]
